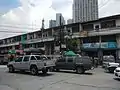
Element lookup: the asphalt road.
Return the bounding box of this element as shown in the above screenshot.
[0,66,120,90]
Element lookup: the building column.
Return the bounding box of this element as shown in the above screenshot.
[98,35,103,65]
[98,50,103,65]
[45,43,52,55]
[116,35,120,61]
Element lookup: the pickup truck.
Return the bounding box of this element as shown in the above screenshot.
[53,56,92,74]
[7,55,55,75]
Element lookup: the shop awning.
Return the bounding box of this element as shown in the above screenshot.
[64,51,76,56]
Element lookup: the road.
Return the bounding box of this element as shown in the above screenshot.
[0,66,120,90]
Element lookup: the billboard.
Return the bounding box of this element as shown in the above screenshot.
[83,42,117,49]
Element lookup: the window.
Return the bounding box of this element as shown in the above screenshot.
[41,56,48,60]
[67,59,73,62]
[30,56,36,61]
[95,25,99,31]
[15,57,23,62]
[35,56,41,60]
[58,57,66,62]
[23,56,29,62]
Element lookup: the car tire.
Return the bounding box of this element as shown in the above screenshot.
[30,66,38,75]
[42,68,48,74]
[8,65,15,73]
[76,67,84,74]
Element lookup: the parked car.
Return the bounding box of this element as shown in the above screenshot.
[53,56,92,74]
[7,55,55,75]
[102,55,119,73]
[114,67,120,78]
[102,55,115,68]
[105,62,119,73]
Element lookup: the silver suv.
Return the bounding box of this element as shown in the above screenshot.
[7,55,55,75]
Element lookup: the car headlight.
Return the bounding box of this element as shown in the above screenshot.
[118,64,120,67]
[116,69,120,72]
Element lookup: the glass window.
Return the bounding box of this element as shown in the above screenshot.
[67,59,73,62]
[15,57,23,62]
[41,56,48,60]
[23,56,29,62]
[35,56,41,60]
[58,57,66,62]
[30,56,36,61]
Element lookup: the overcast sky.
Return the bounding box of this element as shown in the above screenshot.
[0,0,120,39]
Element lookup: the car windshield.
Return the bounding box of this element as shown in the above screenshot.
[103,56,115,62]
[35,56,48,60]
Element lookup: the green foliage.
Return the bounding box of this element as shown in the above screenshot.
[67,39,79,52]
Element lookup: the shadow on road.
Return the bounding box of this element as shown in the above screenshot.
[114,78,120,81]
[55,70,93,75]
[6,71,54,77]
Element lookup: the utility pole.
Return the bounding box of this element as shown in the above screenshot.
[41,18,45,38]
[59,15,62,53]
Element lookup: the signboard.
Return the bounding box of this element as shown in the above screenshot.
[8,50,16,54]
[83,43,99,48]
[83,42,117,49]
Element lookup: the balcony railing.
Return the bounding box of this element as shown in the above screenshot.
[89,27,120,36]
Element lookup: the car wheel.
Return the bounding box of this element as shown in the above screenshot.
[9,66,15,73]
[42,68,48,74]
[76,67,84,74]
[30,66,38,75]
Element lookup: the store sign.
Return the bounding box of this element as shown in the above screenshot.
[83,43,99,48]
[83,42,117,49]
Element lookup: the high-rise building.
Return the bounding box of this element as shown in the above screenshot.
[49,20,56,28]
[73,0,98,23]
[56,13,65,26]
[67,19,73,24]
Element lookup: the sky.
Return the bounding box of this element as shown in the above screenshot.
[0,0,120,39]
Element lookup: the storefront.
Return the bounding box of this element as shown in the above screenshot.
[82,42,117,59]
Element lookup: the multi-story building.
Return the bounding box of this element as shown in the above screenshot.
[56,13,65,26]
[1,14,120,63]
[73,0,98,23]
[49,20,56,28]
[67,19,73,24]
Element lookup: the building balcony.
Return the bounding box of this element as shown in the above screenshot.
[73,27,120,38]
[0,42,20,48]
[89,27,120,36]
[23,37,54,44]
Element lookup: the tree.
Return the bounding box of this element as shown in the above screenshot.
[67,39,79,52]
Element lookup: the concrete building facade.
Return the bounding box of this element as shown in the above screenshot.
[67,19,73,24]
[49,20,56,28]
[56,13,65,26]
[73,0,98,23]
[1,15,120,63]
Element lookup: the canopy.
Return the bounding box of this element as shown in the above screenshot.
[8,50,16,54]
[64,51,76,56]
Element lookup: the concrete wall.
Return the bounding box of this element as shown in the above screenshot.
[116,19,120,26]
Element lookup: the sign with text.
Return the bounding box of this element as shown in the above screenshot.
[83,42,117,49]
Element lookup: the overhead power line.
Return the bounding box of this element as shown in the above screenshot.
[0,23,41,27]
[0,24,40,30]
[99,0,111,10]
